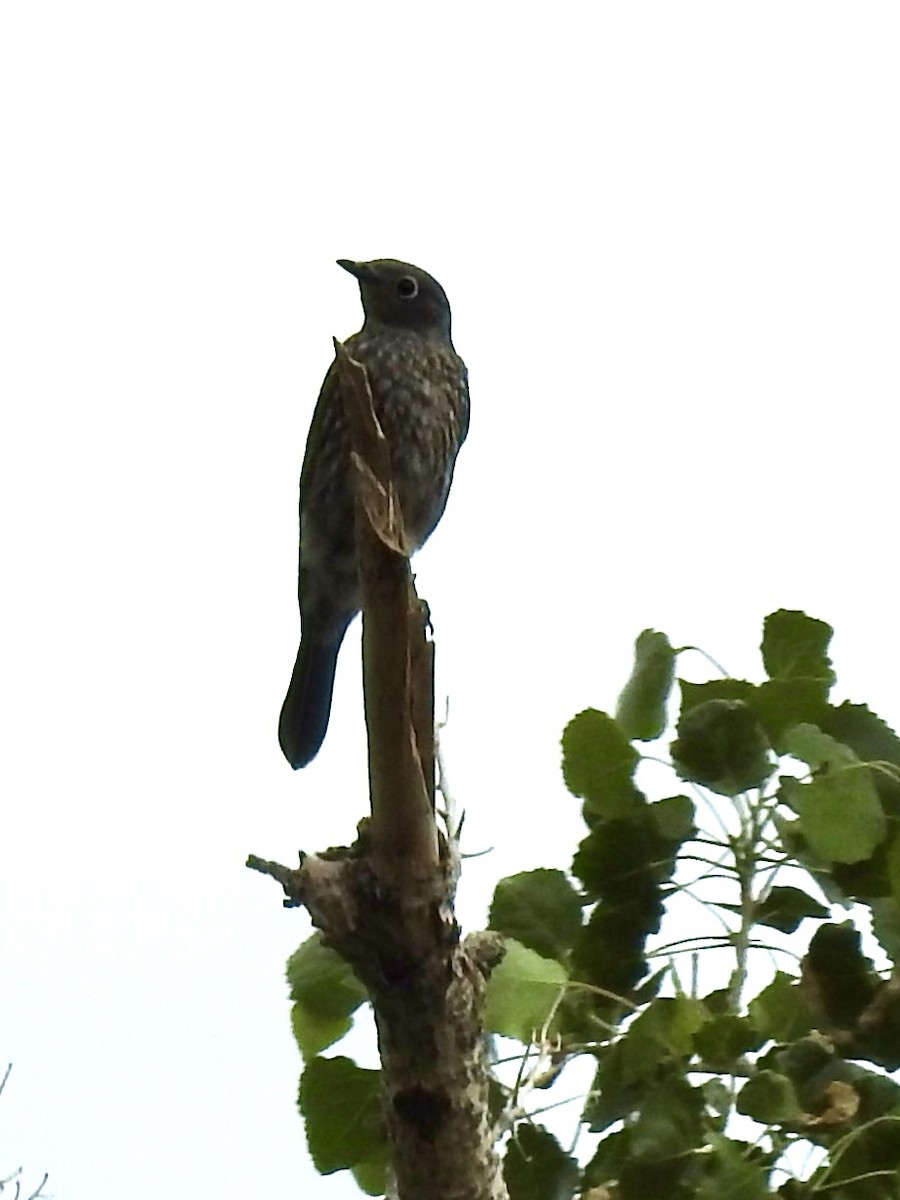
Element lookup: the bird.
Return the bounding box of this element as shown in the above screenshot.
[278,258,469,769]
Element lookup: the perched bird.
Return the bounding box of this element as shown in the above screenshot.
[278,259,469,769]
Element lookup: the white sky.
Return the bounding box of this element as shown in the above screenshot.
[2,3,899,1196]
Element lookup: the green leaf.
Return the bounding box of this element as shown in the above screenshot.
[821,701,900,815]
[287,934,367,1013]
[571,813,676,1003]
[782,765,886,865]
[286,935,368,1058]
[571,900,657,1006]
[489,869,582,963]
[680,676,830,756]
[803,922,878,1029]
[650,794,696,841]
[626,996,710,1070]
[583,1048,638,1132]
[702,1078,734,1119]
[679,677,756,715]
[620,1155,695,1200]
[761,610,834,690]
[503,1124,579,1200]
[586,1126,700,1198]
[693,1013,763,1070]
[736,1070,802,1124]
[351,1159,388,1197]
[870,897,900,961]
[824,702,900,764]
[755,885,829,933]
[572,815,679,902]
[290,1002,353,1060]
[561,708,642,819]
[695,1133,773,1199]
[855,1071,900,1119]
[629,1075,705,1160]
[616,629,676,741]
[298,1056,385,1175]
[784,722,859,771]
[583,1127,631,1188]
[701,987,734,1016]
[752,678,829,751]
[484,939,567,1043]
[747,973,814,1042]
[633,965,669,1006]
[671,699,773,795]
[585,999,709,1130]
[830,848,893,902]
[756,1037,833,1092]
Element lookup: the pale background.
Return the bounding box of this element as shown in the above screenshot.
[2,2,898,1196]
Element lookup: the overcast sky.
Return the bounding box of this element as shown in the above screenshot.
[2,3,899,1197]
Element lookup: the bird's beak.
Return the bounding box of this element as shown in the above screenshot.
[336,258,376,282]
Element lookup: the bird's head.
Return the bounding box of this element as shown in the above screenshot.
[337,258,452,337]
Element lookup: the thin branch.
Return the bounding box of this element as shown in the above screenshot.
[245,853,306,907]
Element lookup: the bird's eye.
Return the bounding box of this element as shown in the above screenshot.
[396,276,418,300]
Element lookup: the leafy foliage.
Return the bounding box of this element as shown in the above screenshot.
[488,869,582,963]
[298,1055,388,1183]
[503,1124,579,1200]
[616,628,676,741]
[672,697,774,795]
[286,933,368,1058]
[753,886,830,934]
[483,939,567,1043]
[485,611,900,1199]
[285,610,900,1197]
[561,708,642,820]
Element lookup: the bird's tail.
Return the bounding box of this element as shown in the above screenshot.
[278,635,343,769]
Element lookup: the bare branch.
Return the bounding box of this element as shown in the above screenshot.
[25,1174,49,1200]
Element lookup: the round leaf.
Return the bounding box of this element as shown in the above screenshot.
[737,1070,801,1124]
[561,708,641,819]
[484,939,567,1043]
[672,699,773,795]
[504,1124,579,1200]
[489,869,582,962]
[761,610,834,689]
[298,1055,385,1174]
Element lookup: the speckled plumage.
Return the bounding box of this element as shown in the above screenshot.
[278,259,469,769]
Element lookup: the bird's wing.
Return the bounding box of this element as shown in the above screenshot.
[299,356,341,496]
[457,362,471,447]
